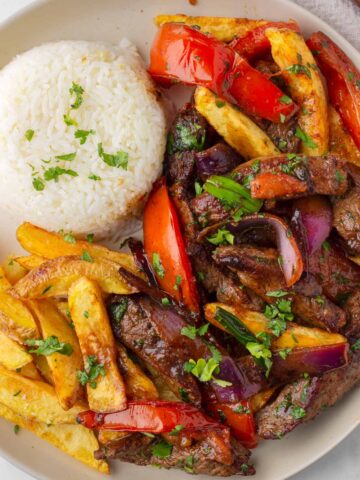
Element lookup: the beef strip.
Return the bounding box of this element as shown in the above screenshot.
[308,238,360,304]
[257,351,360,439]
[333,188,360,255]
[96,430,255,476]
[213,244,345,332]
[167,151,197,185]
[263,116,301,154]
[191,155,349,226]
[343,290,360,342]
[108,295,203,407]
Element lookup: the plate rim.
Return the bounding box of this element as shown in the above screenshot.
[0,0,358,479]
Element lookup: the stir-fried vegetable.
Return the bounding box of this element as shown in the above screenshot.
[143,178,200,313]
[307,31,360,149]
[149,24,298,123]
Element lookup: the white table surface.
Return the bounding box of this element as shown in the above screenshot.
[0,0,359,479]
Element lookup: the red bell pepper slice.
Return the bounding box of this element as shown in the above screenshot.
[77,401,226,433]
[149,23,298,123]
[207,401,257,449]
[307,32,360,149]
[230,21,300,60]
[143,177,200,313]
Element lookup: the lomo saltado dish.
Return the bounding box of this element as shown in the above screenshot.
[0,13,359,477]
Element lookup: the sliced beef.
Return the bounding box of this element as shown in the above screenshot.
[170,182,199,241]
[108,295,203,407]
[96,430,255,476]
[213,244,346,332]
[167,151,196,185]
[264,116,301,154]
[333,188,360,255]
[257,352,360,439]
[308,239,360,304]
[191,155,349,226]
[343,290,360,342]
[195,143,242,181]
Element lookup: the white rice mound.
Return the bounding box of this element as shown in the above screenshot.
[0,40,166,238]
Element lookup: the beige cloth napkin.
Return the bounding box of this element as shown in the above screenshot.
[292,0,360,50]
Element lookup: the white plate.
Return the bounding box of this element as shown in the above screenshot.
[0,0,359,479]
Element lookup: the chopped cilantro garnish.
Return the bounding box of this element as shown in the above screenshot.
[314,295,325,305]
[174,275,182,291]
[83,311,89,318]
[278,347,292,360]
[266,290,288,298]
[25,129,35,142]
[169,424,184,436]
[335,170,345,183]
[151,439,173,458]
[108,298,128,324]
[44,167,78,182]
[264,299,293,336]
[178,387,190,402]
[351,339,360,352]
[32,177,45,191]
[59,229,76,244]
[280,113,286,123]
[86,233,94,243]
[77,355,105,389]
[233,404,251,414]
[181,323,209,340]
[161,297,171,306]
[322,240,331,251]
[290,405,306,419]
[279,95,293,105]
[69,82,84,109]
[81,250,93,262]
[25,336,73,356]
[41,285,53,294]
[55,152,76,162]
[88,172,101,181]
[152,253,165,278]
[215,100,226,108]
[207,227,234,246]
[63,113,78,126]
[194,181,203,196]
[286,64,312,78]
[98,143,128,169]
[75,129,95,145]
[295,127,317,148]
[14,425,20,435]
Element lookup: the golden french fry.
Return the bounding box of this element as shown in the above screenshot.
[0,290,39,342]
[97,429,128,446]
[204,303,347,349]
[12,255,137,299]
[33,355,54,385]
[351,256,360,267]
[329,106,360,167]
[1,256,28,284]
[28,300,84,410]
[266,28,328,155]
[19,362,43,381]
[0,403,109,473]
[0,366,86,424]
[69,278,127,413]
[249,388,277,413]
[0,266,11,291]
[194,87,279,159]
[117,344,158,400]
[0,332,32,371]
[15,255,46,271]
[16,222,140,275]
[154,14,268,42]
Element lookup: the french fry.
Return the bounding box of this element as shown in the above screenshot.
[19,362,43,381]
[16,222,140,275]
[266,28,328,155]
[33,355,54,385]
[12,255,137,299]
[0,290,39,342]
[0,403,109,473]
[0,267,11,291]
[68,278,127,413]
[117,345,158,400]
[205,303,347,349]
[154,14,268,42]
[351,256,360,267]
[0,366,85,424]
[329,106,360,167]
[194,87,279,159]
[249,388,277,413]
[0,332,32,371]
[15,255,46,271]
[28,300,84,410]
[1,256,28,284]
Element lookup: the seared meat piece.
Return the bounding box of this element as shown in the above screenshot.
[257,352,360,439]
[195,143,242,181]
[96,430,255,476]
[343,290,360,342]
[167,151,196,185]
[170,182,199,241]
[264,116,301,154]
[213,244,346,332]
[108,295,203,406]
[333,188,360,255]
[308,239,360,303]
[191,155,349,226]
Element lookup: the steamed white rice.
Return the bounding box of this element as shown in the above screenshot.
[0,40,166,238]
